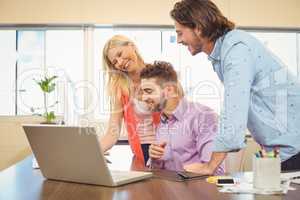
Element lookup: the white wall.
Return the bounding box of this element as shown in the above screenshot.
[0,0,300,28]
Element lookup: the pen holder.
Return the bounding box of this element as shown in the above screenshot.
[253,155,281,190]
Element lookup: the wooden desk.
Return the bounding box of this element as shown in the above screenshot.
[0,145,299,200]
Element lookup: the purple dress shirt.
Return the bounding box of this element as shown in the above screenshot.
[152,98,225,175]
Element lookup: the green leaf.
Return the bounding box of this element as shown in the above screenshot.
[48,76,58,83]
[45,111,56,123]
[48,83,56,93]
[36,75,58,93]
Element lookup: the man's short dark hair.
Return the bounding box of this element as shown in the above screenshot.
[140,61,178,86]
[170,0,235,42]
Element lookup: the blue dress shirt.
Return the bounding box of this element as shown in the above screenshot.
[208,29,300,161]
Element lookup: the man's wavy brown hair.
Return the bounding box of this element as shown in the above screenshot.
[140,61,178,85]
[170,0,235,42]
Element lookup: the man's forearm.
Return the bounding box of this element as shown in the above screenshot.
[208,152,227,173]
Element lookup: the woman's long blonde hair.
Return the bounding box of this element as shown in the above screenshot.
[102,35,144,104]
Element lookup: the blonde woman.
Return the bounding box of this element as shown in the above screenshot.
[100,35,160,166]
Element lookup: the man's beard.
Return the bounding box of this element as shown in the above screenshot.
[152,98,167,112]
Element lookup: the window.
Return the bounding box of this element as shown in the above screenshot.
[0,30,16,115]
[45,30,84,123]
[0,29,84,123]
[0,26,299,124]
[17,30,45,115]
[249,31,298,82]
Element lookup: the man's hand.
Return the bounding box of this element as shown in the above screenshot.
[183,163,214,175]
[184,152,227,175]
[149,142,167,160]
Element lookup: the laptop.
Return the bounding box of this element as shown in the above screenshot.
[22,124,152,187]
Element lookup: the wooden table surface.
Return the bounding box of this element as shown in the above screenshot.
[0,145,299,200]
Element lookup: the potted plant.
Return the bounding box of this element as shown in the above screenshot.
[31,75,59,124]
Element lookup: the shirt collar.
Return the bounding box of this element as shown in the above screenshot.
[208,36,223,63]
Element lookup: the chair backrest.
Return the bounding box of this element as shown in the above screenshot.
[0,116,44,170]
[241,137,260,171]
[224,149,245,173]
[224,130,260,173]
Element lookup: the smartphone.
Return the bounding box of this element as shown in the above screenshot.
[216,178,235,186]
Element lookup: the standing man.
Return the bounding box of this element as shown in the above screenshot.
[170,0,300,174]
[140,61,225,175]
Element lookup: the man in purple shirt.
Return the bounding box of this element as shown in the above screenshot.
[139,61,225,175]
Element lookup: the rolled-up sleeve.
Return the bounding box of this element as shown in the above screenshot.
[196,110,218,163]
[213,42,255,152]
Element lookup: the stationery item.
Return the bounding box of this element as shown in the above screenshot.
[105,157,112,164]
[274,148,280,158]
[206,176,219,184]
[258,150,264,158]
[218,172,294,195]
[253,155,281,190]
[32,156,39,169]
[281,171,300,184]
[219,179,291,195]
[206,176,235,184]
[291,176,300,184]
[255,147,279,158]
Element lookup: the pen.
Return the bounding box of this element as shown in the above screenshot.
[105,158,112,164]
[259,150,263,158]
[148,158,153,169]
[262,148,268,157]
[274,147,279,158]
[266,151,275,158]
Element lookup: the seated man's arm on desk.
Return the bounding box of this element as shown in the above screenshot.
[183,110,225,175]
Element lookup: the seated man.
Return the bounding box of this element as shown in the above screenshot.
[140,61,225,175]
